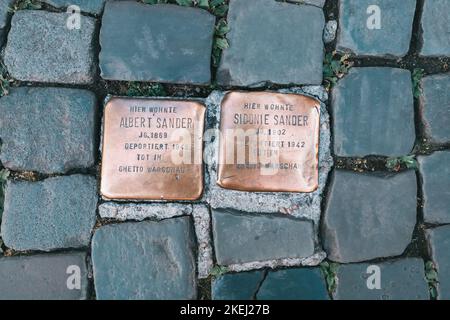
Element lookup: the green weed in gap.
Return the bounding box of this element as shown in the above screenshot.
[213,19,230,67]
[126,83,166,97]
[323,52,353,90]
[9,0,42,11]
[386,155,417,172]
[209,265,229,277]
[412,68,425,99]
[425,261,438,300]
[320,261,338,293]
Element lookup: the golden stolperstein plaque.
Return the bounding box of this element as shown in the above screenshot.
[217,91,320,193]
[100,97,205,200]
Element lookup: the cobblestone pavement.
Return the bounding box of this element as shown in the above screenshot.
[0,0,449,300]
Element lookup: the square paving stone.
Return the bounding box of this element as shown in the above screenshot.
[99,1,215,84]
[426,225,450,300]
[420,0,450,56]
[0,0,14,46]
[257,268,329,300]
[334,258,429,300]
[419,152,450,224]
[212,209,315,266]
[337,0,416,57]
[0,87,97,174]
[322,170,417,263]
[217,0,324,86]
[91,217,197,300]
[1,175,98,252]
[98,202,214,279]
[4,10,96,84]
[0,252,88,300]
[419,74,450,144]
[43,0,107,14]
[212,271,265,300]
[332,67,415,157]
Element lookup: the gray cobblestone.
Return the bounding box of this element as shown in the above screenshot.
[419,74,450,144]
[99,1,215,84]
[420,0,450,56]
[212,271,264,300]
[0,0,14,47]
[92,217,197,300]
[257,267,329,300]
[217,0,324,86]
[0,252,88,300]
[1,175,97,251]
[337,0,416,57]
[4,10,96,84]
[0,87,97,174]
[334,258,429,300]
[419,152,450,225]
[43,0,107,14]
[426,225,450,300]
[332,67,415,157]
[212,209,315,266]
[322,170,417,263]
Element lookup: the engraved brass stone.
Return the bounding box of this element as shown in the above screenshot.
[217,91,320,193]
[101,97,205,200]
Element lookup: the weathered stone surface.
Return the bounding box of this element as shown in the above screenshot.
[1,175,97,251]
[420,0,450,56]
[322,170,417,263]
[4,10,96,84]
[99,1,214,84]
[337,0,416,57]
[212,209,315,265]
[419,74,450,144]
[226,252,327,273]
[0,87,97,174]
[332,67,415,157]
[0,0,14,46]
[426,225,450,300]
[205,88,333,223]
[419,152,450,224]
[99,202,192,221]
[92,217,197,300]
[334,258,429,300]
[217,0,324,86]
[0,252,88,300]
[43,0,107,14]
[257,268,329,300]
[212,271,264,300]
[99,202,213,279]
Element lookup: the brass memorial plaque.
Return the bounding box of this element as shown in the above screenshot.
[101,97,205,200]
[217,91,320,193]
